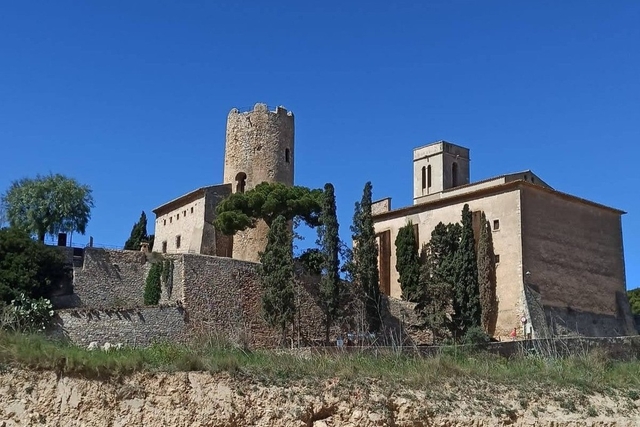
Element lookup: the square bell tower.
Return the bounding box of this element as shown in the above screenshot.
[413,140,470,204]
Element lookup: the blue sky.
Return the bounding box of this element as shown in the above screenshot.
[1,2,639,288]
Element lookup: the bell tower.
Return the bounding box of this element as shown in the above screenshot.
[413,140,470,204]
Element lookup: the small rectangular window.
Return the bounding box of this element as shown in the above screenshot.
[495,254,500,263]
[493,219,500,231]
[169,217,172,224]
[163,219,166,226]
[176,235,181,249]
[162,241,167,253]
[191,207,194,214]
[177,213,179,220]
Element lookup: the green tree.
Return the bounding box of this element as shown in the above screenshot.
[144,262,162,305]
[124,211,149,251]
[0,227,66,303]
[414,223,460,339]
[395,221,420,301]
[628,288,640,315]
[477,212,497,334]
[259,215,296,345]
[350,182,382,333]
[1,173,94,242]
[452,204,481,337]
[317,183,343,343]
[214,182,323,235]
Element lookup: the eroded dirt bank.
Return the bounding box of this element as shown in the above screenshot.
[0,369,638,426]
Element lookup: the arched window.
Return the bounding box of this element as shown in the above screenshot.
[285,148,290,163]
[452,162,459,187]
[427,165,432,188]
[235,172,247,193]
[421,166,426,190]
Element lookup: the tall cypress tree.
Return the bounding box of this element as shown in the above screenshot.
[317,183,343,343]
[477,211,497,335]
[350,182,382,333]
[395,221,420,301]
[259,215,296,346]
[124,211,149,251]
[452,204,481,337]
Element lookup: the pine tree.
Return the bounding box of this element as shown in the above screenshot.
[395,221,420,301]
[452,204,481,337]
[259,215,296,346]
[317,183,343,343]
[124,211,149,251]
[477,212,497,334]
[350,182,382,333]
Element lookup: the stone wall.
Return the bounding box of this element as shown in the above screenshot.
[520,185,636,337]
[71,248,149,308]
[51,305,187,348]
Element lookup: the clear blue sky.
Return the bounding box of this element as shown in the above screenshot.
[1,2,639,288]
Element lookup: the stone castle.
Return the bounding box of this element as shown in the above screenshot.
[49,103,637,348]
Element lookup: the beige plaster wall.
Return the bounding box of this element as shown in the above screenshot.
[154,196,206,254]
[373,188,526,338]
[520,186,634,336]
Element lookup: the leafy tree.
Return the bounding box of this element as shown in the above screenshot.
[350,182,382,333]
[628,288,640,315]
[477,212,497,334]
[395,221,420,301]
[144,262,162,305]
[451,204,481,337]
[297,248,324,275]
[124,211,149,251]
[414,224,460,339]
[0,227,66,303]
[1,173,94,242]
[259,215,296,345]
[214,182,323,235]
[317,183,343,343]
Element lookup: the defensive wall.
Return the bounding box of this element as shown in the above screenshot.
[51,248,418,348]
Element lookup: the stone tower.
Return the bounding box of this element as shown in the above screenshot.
[413,140,470,204]
[223,103,295,262]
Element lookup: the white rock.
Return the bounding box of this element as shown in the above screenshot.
[87,342,99,351]
[102,342,112,352]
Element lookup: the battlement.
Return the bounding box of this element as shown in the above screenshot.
[228,103,294,117]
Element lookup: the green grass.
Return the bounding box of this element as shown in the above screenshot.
[1,331,640,396]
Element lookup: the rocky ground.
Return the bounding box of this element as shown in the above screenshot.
[0,369,639,426]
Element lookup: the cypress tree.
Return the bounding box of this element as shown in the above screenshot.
[317,183,343,343]
[477,211,497,334]
[414,223,459,340]
[124,211,149,251]
[144,262,162,305]
[350,182,382,333]
[259,215,296,346]
[452,204,481,337]
[395,221,420,301]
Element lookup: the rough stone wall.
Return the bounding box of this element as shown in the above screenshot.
[71,248,149,308]
[223,103,294,262]
[520,185,635,337]
[202,184,233,256]
[51,305,187,348]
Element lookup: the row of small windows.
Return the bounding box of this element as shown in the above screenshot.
[162,206,195,226]
[420,162,460,190]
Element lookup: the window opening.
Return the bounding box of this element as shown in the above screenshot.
[493,219,500,230]
[427,165,432,188]
[162,241,167,253]
[452,162,459,187]
[421,166,426,190]
[235,172,247,193]
[285,148,290,163]
[176,235,181,249]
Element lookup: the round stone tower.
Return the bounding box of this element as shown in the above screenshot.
[223,103,294,262]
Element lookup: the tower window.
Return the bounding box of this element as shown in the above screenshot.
[176,235,181,249]
[162,241,167,253]
[452,162,459,187]
[285,148,290,163]
[235,172,247,193]
[421,166,426,190]
[427,165,432,188]
[495,254,500,263]
[493,219,500,230]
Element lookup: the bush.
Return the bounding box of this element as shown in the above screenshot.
[144,262,162,305]
[461,325,491,346]
[1,293,54,332]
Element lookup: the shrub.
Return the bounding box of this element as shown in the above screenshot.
[1,293,54,332]
[144,262,162,305]
[461,325,491,346]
